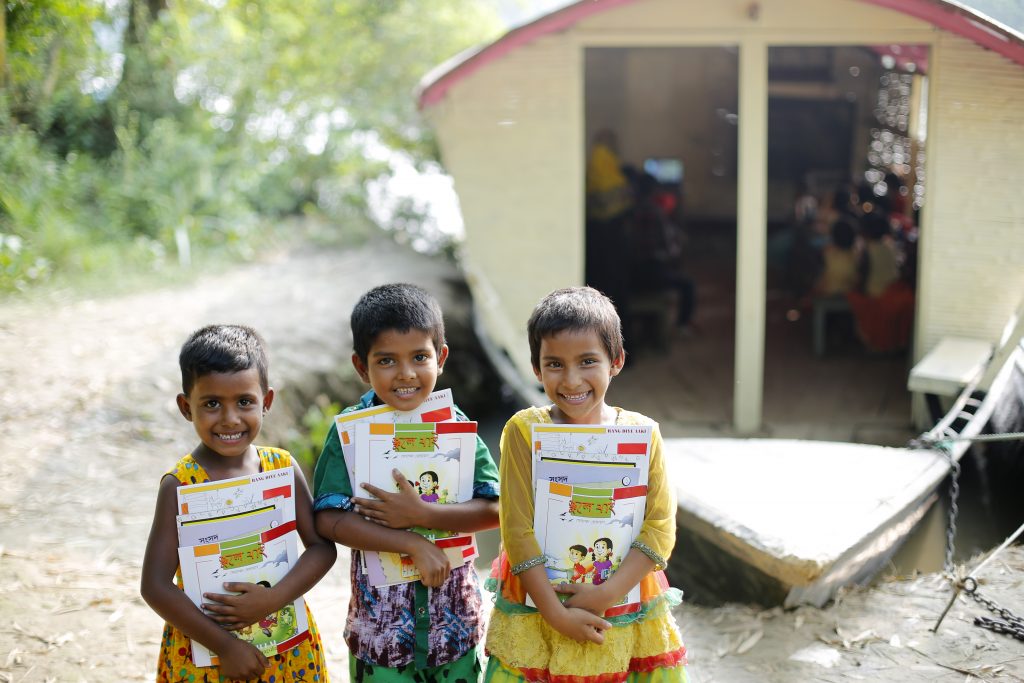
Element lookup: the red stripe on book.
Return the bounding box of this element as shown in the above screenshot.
[261,520,296,542]
[276,629,310,653]
[436,421,476,433]
[603,601,641,617]
[617,442,648,455]
[613,485,648,499]
[420,407,453,422]
[434,534,473,548]
[263,485,292,500]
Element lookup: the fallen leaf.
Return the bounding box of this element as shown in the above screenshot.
[4,648,22,666]
[736,629,763,655]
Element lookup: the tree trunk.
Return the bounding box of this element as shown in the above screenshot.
[110,0,173,127]
[1,3,7,90]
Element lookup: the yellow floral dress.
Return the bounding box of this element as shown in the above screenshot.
[156,447,328,683]
[484,407,688,683]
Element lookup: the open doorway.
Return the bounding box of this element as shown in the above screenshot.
[584,46,739,430]
[763,45,927,444]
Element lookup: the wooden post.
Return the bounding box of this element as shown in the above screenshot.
[734,38,768,434]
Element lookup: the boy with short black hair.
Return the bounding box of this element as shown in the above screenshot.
[313,283,500,682]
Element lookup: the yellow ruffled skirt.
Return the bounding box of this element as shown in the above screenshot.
[484,553,687,683]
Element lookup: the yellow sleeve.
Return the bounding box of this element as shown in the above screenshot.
[633,425,677,569]
[498,416,544,569]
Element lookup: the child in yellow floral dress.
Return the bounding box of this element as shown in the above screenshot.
[141,324,336,682]
[485,287,688,683]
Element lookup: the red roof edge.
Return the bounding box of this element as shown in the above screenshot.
[417,0,1024,110]
[417,0,638,110]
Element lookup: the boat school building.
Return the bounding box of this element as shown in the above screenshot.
[418,0,1024,435]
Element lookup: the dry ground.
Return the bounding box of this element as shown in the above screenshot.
[1,240,1021,682]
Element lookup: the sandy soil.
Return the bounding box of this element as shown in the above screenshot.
[0,240,1021,682]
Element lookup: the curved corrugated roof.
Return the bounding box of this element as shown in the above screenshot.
[418,0,1024,109]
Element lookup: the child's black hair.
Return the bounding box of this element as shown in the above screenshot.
[831,216,857,250]
[350,283,446,364]
[178,324,269,396]
[420,471,439,485]
[569,544,588,556]
[527,287,624,371]
[861,210,891,241]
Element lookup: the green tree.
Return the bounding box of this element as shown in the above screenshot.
[1,1,504,292]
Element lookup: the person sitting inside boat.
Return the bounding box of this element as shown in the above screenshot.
[626,170,696,336]
[847,210,915,353]
[813,216,859,298]
[585,128,634,317]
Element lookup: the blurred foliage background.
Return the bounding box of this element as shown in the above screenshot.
[0,0,504,294]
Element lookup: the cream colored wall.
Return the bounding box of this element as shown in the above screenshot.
[426,33,582,383]
[915,34,1024,358]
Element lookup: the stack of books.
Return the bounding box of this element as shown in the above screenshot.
[336,389,479,586]
[529,424,652,617]
[175,467,309,666]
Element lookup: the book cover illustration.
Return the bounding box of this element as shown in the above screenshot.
[353,421,476,527]
[531,424,652,488]
[354,421,478,585]
[529,480,647,617]
[177,523,309,667]
[333,388,455,484]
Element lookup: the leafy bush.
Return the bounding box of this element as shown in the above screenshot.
[285,396,342,474]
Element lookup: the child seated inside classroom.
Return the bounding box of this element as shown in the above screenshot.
[847,210,915,353]
[312,283,500,682]
[141,324,336,682]
[814,215,860,297]
[484,286,688,683]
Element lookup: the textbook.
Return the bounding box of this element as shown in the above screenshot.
[174,468,307,666]
[527,424,654,616]
[353,420,479,585]
[333,388,456,485]
[531,423,652,488]
[529,480,646,616]
[177,523,309,666]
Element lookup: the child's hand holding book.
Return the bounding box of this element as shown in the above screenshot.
[405,535,452,587]
[554,581,620,618]
[202,581,278,632]
[352,468,432,529]
[216,637,270,680]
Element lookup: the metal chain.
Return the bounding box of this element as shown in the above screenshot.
[918,430,1024,639]
[963,577,1024,642]
[935,440,961,574]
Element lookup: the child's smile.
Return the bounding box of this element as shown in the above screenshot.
[534,328,623,424]
[176,368,273,463]
[353,328,448,412]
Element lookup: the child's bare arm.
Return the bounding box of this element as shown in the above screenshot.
[518,564,610,644]
[140,476,270,679]
[352,468,499,533]
[315,507,451,587]
[556,551,654,616]
[202,466,337,629]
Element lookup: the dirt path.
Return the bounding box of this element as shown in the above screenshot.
[0,241,1021,682]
